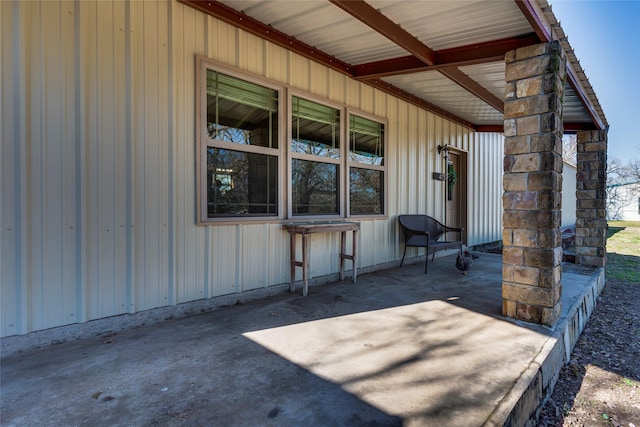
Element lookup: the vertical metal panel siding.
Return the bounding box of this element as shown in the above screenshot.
[561,163,577,228]
[1,0,504,337]
[467,133,504,247]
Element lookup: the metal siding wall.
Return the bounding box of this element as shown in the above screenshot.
[173,2,207,306]
[467,132,504,247]
[1,0,505,337]
[561,163,577,227]
[1,0,29,336]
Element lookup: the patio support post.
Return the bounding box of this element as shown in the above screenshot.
[502,41,566,326]
[575,130,608,267]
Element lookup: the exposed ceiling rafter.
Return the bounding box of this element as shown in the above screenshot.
[476,121,598,134]
[353,34,540,80]
[329,0,506,119]
[329,0,436,65]
[178,0,354,76]
[439,68,504,113]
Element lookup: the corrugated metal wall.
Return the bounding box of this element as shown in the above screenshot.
[0,0,503,337]
[562,163,577,228]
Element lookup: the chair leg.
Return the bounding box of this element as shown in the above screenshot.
[401,246,407,267]
[425,246,429,274]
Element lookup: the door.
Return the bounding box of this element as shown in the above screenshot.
[445,151,466,243]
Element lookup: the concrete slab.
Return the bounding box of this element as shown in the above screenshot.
[0,253,603,426]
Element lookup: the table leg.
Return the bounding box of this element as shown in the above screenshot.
[340,231,346,281]
[352,229,358,283]
[302,234,310,296]
[289,232,296,293]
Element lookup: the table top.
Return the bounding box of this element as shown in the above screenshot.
[282,221,360,234]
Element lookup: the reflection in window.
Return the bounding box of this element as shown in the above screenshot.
[207,148,278,216]
[291,96,340,158]
[349,114,385,215]
[350,168,383,215]
[292,159,339,215]
[206,70,278,148]
[349,115,384,166]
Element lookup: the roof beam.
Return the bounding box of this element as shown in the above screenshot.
[476,125,505,133]
[475,122,599,134]
[178,0,354,76]
[329,0,436,65]
[514,0,551,42]
[354,34,539,79]
[329,0,505,121]
[438,68,504,113]
[563,122,599,132]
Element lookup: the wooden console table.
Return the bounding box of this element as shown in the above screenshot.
[282,221,360,296]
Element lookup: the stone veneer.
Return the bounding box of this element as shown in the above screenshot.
[575,130,608,267]
[502,41,566,326]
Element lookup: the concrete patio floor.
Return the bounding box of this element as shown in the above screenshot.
[0,252,604,427]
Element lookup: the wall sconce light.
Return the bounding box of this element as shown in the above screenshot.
[437,144,449,155]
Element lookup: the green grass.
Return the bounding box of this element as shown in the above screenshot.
[606,222,640,282]
[608,220,640,228]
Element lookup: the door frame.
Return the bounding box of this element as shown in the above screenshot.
[445,149,468,245]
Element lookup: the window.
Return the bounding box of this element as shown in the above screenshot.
[199,66,282,221]
[198,58,387,223]
[290,96,342,216]
[348,114,385,215]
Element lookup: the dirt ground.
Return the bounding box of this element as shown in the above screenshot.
[539,224,640,427]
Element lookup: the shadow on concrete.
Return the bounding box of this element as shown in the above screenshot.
[1,252,601,426]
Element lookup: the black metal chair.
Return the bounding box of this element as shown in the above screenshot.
[398,214,463,273]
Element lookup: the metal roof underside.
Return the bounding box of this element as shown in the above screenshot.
[181,0,607,132]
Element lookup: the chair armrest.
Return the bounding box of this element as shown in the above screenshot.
[443,225,463,234]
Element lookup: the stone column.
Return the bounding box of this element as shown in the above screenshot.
[575,130,608,267]
[502,41,566,326]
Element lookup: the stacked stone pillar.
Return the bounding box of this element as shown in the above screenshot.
[575,130,608,267]
[502,42,566,326]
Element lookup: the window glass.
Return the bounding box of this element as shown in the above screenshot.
[291,96,340,158]
[349,114,385,215]
[199,61,387,222]
[207,70,278,148]
[350,168,384,215]
[291,159,339,215]
[206,148,278,216]
[349,115,384,166]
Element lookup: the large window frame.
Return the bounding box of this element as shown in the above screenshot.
[197,59,286,224]
[347,109,387,217]
[197,57,387,224]
[288,91,346,218]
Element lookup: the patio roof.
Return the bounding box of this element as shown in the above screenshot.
[180,0,607,133]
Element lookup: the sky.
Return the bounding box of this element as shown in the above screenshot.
[548,0,640,162]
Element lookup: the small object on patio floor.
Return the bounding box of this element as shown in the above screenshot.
[456,251,474,275]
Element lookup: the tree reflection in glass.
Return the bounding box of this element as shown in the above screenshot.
[292,159,339,215]
[350,168,383,215]
[207,148,278,216]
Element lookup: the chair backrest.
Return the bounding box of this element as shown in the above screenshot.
[398,215,447,241]
[424,216,447,241]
